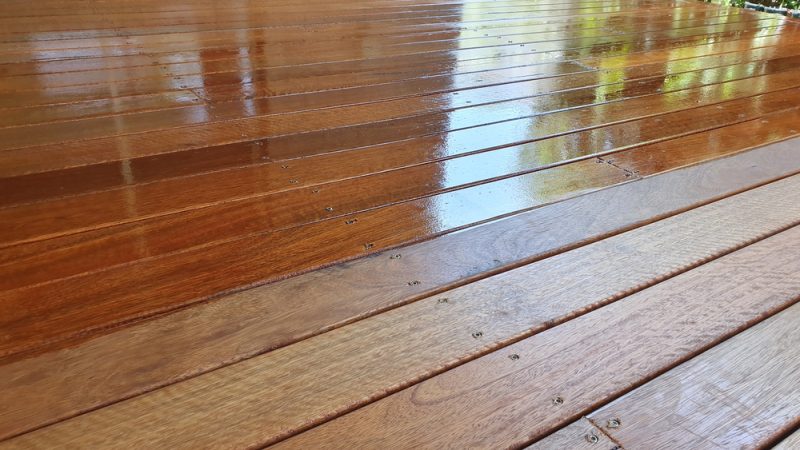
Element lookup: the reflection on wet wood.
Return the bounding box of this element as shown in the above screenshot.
[2,0,800,447]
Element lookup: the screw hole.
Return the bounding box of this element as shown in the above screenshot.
[472,331,483,339]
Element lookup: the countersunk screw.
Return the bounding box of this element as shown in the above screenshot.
[344,218,358,225]
[289,179,299,184]
[364,243,374,250]
[407,280,421,286]
[472,331,483,339]
[508,354,519,361]
[585,433,599,444]
[552,396,564,406]
[389,253,401,259]
[324,206,334,212]
[437,298,449,304]
[607,418,621,429]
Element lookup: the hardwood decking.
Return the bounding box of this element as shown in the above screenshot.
[0,0,799,448]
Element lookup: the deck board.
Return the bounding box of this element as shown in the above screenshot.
[587,302,800,449]
[1,0,799,447]
[3,166,800,440]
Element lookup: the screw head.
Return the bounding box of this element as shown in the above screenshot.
[437,298,449,304]
[585,433,599,444]
[472,331,483,339]
[508,354,520,361]
[552,396,564,406]
[324,206,334,212]
[607,418,621,429]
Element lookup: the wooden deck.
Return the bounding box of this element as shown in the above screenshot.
[1,0,799,447]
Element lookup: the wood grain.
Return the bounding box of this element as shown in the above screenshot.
[270,225,800,449]
[525,419,622,450]
[587,301,800,449]
[774,430,800,450]
[0,140,798,439]
[7,199,800,448]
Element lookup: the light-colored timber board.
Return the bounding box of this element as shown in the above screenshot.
[526,419,622,450]
[775,430,800,450]
[269,224,800,449]
[586,301,800,449]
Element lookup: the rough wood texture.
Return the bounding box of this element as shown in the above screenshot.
[774,430,800,450]
[588,302,800,449]
[269,225,800,449]
[525,419,621,450]
[6,182,800,448]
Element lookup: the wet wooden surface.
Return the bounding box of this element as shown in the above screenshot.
[2,0,800,447]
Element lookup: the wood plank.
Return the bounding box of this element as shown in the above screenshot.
[8,196,800,448]
[2,81,794,208]
[0,16,784,108]
[586,303,800,449]
[0,8,743,74]
[4,51,798,178]
[2,144,800,440]
[774,430,800,450]
[525,419,621,450]
[271,225,800,449]
[4,88,800,298]
[6,27,795,131]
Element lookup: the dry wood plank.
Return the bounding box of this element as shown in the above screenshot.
[2,143,800,440]
[525,419,622,450]
[774,430,800,450]
[586,302,800,449]
[270,224,800,449]
[7,195,800,448]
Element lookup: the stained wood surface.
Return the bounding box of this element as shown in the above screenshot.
[5,175,800,448]
[3,0,800,447]
[587,301,800,449]
[3,141,800,441]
